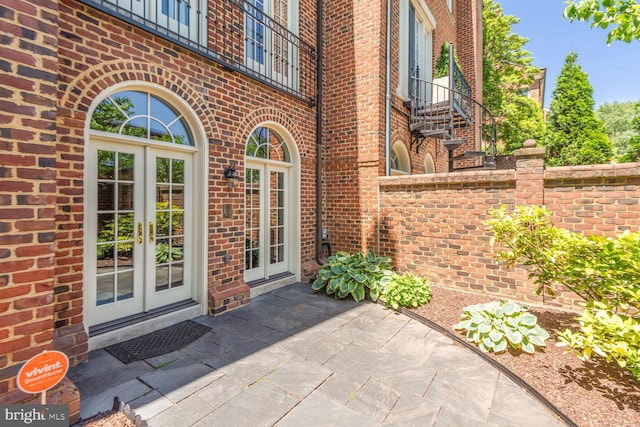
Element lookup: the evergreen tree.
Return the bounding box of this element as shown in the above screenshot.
[543,52,613,166]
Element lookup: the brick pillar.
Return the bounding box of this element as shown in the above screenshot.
[0,0,80,421]
[513,139,545,206]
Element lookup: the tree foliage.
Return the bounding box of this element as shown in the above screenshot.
[499,95,546,154]
[564,0,640,44]
[619,102,640,162]
[543,52,613,165]
[482,0,545,152]
[595,101,638,158]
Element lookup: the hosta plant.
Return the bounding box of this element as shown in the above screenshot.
[311,249,394,302]
[380,273,432,310]
[453,300,550,354]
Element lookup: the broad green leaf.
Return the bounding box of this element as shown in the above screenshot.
[478,322,492,334]
[494,339,508,353]
[528,334,546,347]
[352,286,365,302]
[522,341,535,354]
[520,314,538,326]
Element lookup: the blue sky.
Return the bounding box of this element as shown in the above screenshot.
[499,0,640,109]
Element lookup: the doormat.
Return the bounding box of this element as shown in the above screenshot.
[104,320,211,364]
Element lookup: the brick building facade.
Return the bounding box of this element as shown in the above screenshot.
[0,0,487,418]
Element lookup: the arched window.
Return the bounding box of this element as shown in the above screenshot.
[90,90,193,145]
[391,142,411,175]
[244,125,296,284]
[246,126,291,162]
[423,153,435,174]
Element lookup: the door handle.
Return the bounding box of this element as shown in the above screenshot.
[149,222,154,243]
[137,222,143,245]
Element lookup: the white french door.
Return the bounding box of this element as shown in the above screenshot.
[153,0,200,41]
[87,140,193,327]
[244,162,289,282]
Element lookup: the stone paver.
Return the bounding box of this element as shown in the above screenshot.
[69,283,568,426]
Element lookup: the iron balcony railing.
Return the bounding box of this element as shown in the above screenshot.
[79,0,316,103]
[407,43,496,169]
[409,74,497,169]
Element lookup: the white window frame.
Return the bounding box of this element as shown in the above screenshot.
[391,142,411,175]
[397,0,436,100]
[423,153,435,174]
[107,0,207,43]
[245,0,300,90]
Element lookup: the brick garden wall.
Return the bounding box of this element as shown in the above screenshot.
[378,143,640,311]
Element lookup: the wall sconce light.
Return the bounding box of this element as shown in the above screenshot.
[223,162,241,188]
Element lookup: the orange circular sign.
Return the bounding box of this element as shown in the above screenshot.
[17,350,69,394]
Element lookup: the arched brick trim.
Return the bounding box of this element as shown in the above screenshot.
[58,60,220,142]
[234,106,305,154]
[54,61,218,366]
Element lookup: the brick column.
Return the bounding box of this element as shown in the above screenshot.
[513,139,545,206]
[0,0,80,420]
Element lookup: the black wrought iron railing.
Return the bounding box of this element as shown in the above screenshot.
[79,0,316,103]
[409,75,496,168]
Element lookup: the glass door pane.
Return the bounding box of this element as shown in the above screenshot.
[268,167,288,276]
[89,144,144,327]
[96,151,136,305]
[148,152,191,309]
[245,167,263,281]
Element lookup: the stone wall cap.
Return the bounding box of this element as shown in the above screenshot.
[513,147,545,157]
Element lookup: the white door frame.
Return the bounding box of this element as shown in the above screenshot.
[243,123,300,284]
[83,82,208,343]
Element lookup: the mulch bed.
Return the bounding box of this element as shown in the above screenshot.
[411,285,640,427]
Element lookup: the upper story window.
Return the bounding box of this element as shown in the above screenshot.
[104,0,206,42]
[91,90,193,145]
[398,0,435,100]
[245,0,300,90]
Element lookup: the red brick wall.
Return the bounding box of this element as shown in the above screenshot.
[321,0,383,254]
[323,0,481,255]
[53,0,317,325]
[0,0,322,390]
[0,0,60,399]
[379,145,640,311]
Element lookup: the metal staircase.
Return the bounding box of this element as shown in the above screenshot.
[408,45,496,170]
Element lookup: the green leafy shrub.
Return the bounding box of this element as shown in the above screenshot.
[486,205,640,380]
[486,205,640,314]
[311,249,394,302]
[558,302,640,382]
[380,273,432,310]
[453,300,550,354]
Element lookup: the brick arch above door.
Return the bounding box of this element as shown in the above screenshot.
[58,60,220,144]
[233,106,307,158]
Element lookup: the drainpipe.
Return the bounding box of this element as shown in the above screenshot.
[385,0,392,177]
[315,0,325,265]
